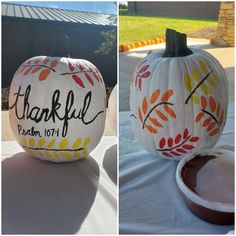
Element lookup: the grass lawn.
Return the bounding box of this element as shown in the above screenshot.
[119,9,217,44]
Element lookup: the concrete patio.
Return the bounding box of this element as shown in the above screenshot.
[119,38,234,111]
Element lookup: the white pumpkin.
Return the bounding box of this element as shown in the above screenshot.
[108,85,117,135]
[9,56,106,162]
[130,29,228,161]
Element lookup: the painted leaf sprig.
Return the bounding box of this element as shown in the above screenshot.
[184,61,219,104]
[17,57,58,81]
[132,60,151,91]
[195,96,225,136]
[157,128,200,158]
[61,61,103,88]
[138,89,176,134]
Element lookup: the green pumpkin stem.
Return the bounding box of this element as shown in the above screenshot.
[162,28,193,57]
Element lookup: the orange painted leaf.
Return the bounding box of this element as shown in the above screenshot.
[149,117,163,127]
[163,105,176,118]
[150,89,160,104]
[202,117,212,127]
[201,96,207,109]
[23,67,32,75]
[39,69,50,81]
[155,110,168,121]
[219,110,224,125]
[209,96,216,112]
[50,60,58,68]
[138,108,143,123]
[216,103,221,117]
[207,121,217,132]
[145,125,157,134]
[195,112,205,122]
[161,89,173,102]
[31,66,41,74]
[142,97,148,114]
[209,128,218,136]
[43,58,49,64]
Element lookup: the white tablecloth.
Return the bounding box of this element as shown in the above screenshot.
[2,136,117,234]
[119,104,234,234]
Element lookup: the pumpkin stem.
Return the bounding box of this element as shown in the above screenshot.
[162,28,193,57]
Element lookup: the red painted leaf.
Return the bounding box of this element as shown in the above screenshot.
[31,66,41,74]
[93,72,100,82]
[139,65,149,73]
[176,148,188,154]
[159,138,166,148]
[219,111,224,125]
[69,63,75,71]
[216,103,221,117]
[209,96,216,112]
[85,73,94,86]
[167,138,173,148]
[23,67,32,75]
[78,64,85,71]
[175,134,182,144]
[182,144,194,150]
[50,60,58,68]
[141,71,151,78]
[170,151,181,156]
[201,96,207,109]
[43,58,49,64]
[183,129,189,139]
[189,137,200,142]
[72,75,85,88]
[162,152,172,157]
[138,78,142,91]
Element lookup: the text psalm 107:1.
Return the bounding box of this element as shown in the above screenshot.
[17,124,60,137]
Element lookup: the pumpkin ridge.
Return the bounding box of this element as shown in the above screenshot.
[156,135,191,152]
[142,101,173,129]
[185,70,213,104]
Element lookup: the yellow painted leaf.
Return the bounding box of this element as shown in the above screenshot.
[191,95,200,104]
[45,151,52,157]
[82,148,88,156]
[184,72,193,92]
[74,152,81,158]
[62,152,71,158]
[192,68,201,82]
[59,139,69,149]
[200,83,212,94]
[73,138,82,149]
[35,151,42,156]
[38,138,45,147]
[83,137,91,146]
[48,139,55,148]
[52,152,59,158]
[207,74,217,88]
[21,136,27,145]
[199,61,208,74]
[29,138,35,147]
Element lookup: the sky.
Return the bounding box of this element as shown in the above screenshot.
[4,1,117,14]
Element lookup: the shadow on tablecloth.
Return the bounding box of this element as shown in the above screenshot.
[103,144,117,184]
[2,152,99,234]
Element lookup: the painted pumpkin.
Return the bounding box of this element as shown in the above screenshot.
[108,85,117,135]
[9,56,106,162]
[130,29,228,161]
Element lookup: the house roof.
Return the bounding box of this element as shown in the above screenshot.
[1,3,116,26]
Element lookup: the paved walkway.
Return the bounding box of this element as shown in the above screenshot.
[120,38,234,111]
